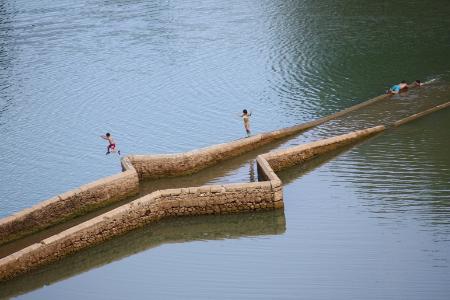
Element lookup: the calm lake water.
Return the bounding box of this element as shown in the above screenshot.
[1,0,450,299]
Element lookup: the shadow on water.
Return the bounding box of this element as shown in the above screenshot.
[276,133,383,186]
[0,209,286,299]
[335,110,450,218]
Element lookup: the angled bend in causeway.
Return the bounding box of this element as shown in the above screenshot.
[0,125,385,282]
[0,100,449,282]
[0,92,391,246]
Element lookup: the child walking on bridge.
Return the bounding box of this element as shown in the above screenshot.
[240,109,252,137]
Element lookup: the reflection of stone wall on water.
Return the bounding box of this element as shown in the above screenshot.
[0,210,286,299]
[0,169,283,281]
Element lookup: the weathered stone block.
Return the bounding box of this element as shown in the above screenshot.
[274,201,284,209]
[274,191,283,202]
[210,185,225,193]
[189,187,198,194]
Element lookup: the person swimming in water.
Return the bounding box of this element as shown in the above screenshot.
[101,132,120,155]
[413,79,423,87]
[387,80,408,94]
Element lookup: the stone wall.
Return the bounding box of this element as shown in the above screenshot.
[129,94,393,180]
[128,124,318,180]
[0,210,285,299]
[0,158,139,245]
[0,125,387,282]
[1,97,448,282]
[262,126,386,172]
[393,101,450,127]
[0,95,383,246]
[0,178,282,281]
[0,93,393,246]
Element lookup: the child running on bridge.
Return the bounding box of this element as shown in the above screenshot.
[101,132,120,155]
[240,109,252,137]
